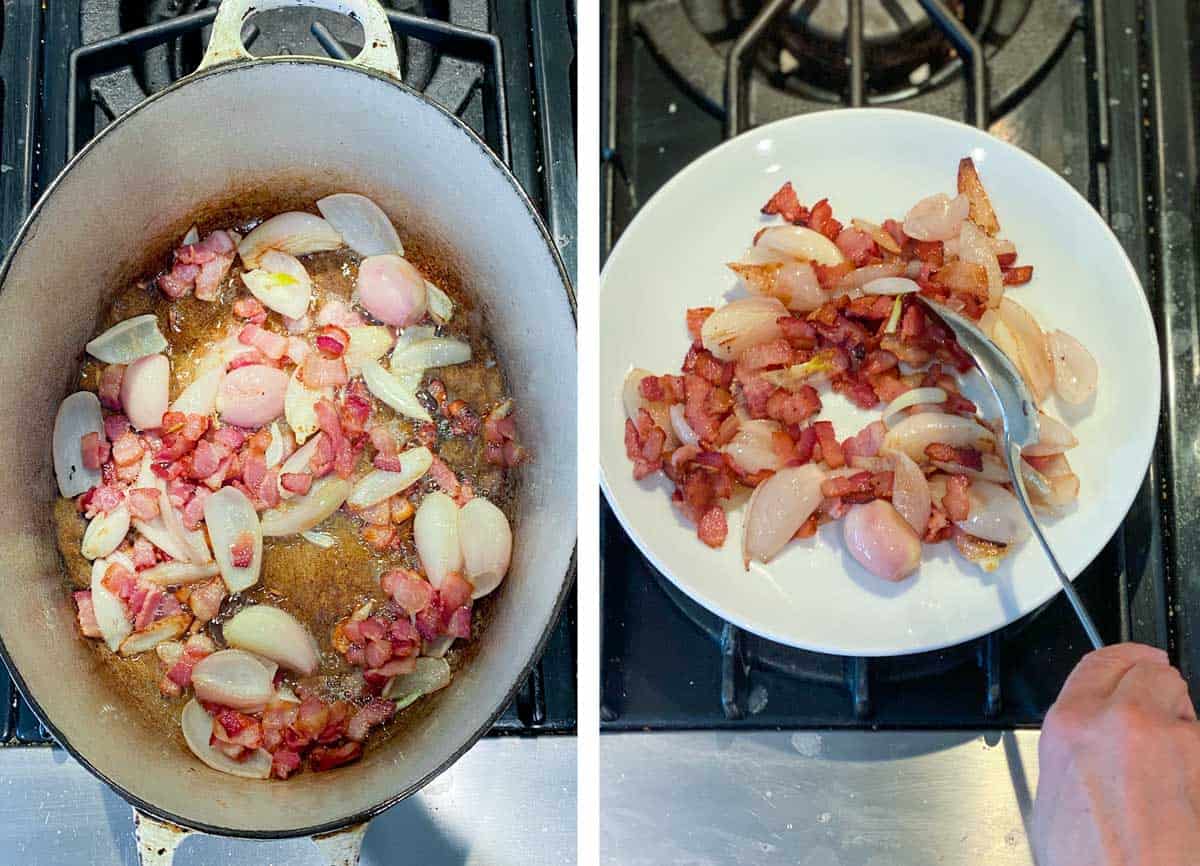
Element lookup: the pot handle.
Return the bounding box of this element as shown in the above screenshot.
[133,809,191,866]
[312,821,370,864]
[197,0,401,78]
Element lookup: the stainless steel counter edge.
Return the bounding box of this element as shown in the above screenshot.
[602,730,1041,866]
[0,735,576,865]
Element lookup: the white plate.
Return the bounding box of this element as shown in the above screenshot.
[599,109,1160,657]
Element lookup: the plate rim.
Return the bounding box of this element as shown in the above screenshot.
[598,107,1162,657]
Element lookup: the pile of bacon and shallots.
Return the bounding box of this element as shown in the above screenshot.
[623,158,1098,580]
[52,194,525,780]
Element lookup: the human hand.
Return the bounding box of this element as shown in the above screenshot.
[1031,643,1200,866]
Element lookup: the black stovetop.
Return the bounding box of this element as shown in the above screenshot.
[0,0,576,742]
[601,0,1199,729]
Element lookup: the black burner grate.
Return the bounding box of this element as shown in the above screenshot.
[602,0,1191,729]
[0,0,576,744]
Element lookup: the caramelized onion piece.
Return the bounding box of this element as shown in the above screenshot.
[955,480,1030,545]
[700,296,787,362]
[203,486,262,593]
[414,492,463,589]
[54,392,104,497]
[842,500,922,582]
[260,476,351,536]
[222,606,320,675]
[458,497,512,599]
[237,212,342,269]
[742,464,826,566]
[181,699,272,779]
[1047,329,1098,405]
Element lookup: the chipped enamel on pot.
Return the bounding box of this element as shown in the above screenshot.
[0,0,574,841]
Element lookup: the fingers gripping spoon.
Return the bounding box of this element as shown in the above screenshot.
[921,299,1104,650]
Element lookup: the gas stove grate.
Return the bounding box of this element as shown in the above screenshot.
[601,0,1184,728]
[0,0,576,745]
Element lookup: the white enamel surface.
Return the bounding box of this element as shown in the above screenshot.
[0,58,573,835]
[599,109,1159,656]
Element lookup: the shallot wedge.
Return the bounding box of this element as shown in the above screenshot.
[260,475,351,536]
[728,260,825,312]
[191,649,278,712]
[54,391,104,497]
[222,606,319,675]
[955,480,1030,545]
[742,464,826,566]
[414,492,463,589]
[171,366,224,416]
[347,447,433,508]
[90,556,132,652]
[121,353,170,430]
[903,193,969,241]
[316,193,403,257]
[958,157,1000,235]
[240,251,313,320]
[203,486,262,593]
[1022,411,1078,457]
[361,359,431,422]
[756,225,845,266]
[458,497,512,599]
[138,560,220,586]
[842,500,923,582]
[85,314,167,364]
[181,699,272,779]
[885,448,931,535]
[356,254,427,327]
[882,412,995,462]
[278,435,323,497]
[997,298,1053,402]
[237,212,342,269]
[390,337,472,372]
[80,504,130,560]
[132,518,192,564]
[284,369,326,444]
[723,420,785,475]
[425,280,455,323]
[343,325,395,377]
[383,656,451,707]
[217,364,289,428]
[160,490,212,564]
[700,296,787,362]
[118,612,190,657]
[1047,329,1098,404]
[957,220,1003,307]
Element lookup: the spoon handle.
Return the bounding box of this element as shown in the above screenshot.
[1006,441,1104,651]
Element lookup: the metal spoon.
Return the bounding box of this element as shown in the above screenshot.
[920,298,1104,650]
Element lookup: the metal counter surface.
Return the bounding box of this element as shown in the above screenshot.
[602,730,1041,866]
[0,736,575,865]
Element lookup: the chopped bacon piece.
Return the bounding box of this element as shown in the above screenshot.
[316,299,366,330]
[188,577,227,623]
[271,749,303,780]
[882,218,907,247]
[778,315,818,348]
[381,569,434,614]
[832,376,880,410]
[739,338,794,371]
[238,324,289,360]
[925,442,984,471]
[213,708,264,749]
[446,605,472,639]
[841,421,885,461]
[157,263,200,299]
[132,536,158,569]
[760,181,809,224]
[89,485,125,516]
[111,431,145,467]
[127,487,161,521]
[233,296,267,320]
[686,307,715,342]
[301,354,349,389]
[316,324,350,358]
[98,365,125,410]
[807,198,842,240]
[1002,265,1033,285]
[182,489,209,530]
[280,472,312,495]
[309,741,363,772]
[230,533,255,569]
[74,591,101,638]
[812,420,844,469]
[766,385,821,426]
[80,432,109,471]
[697,505,728,548]
[821,471,876,502]
[427,454,462,498]
[814,260,855,289]
[942,475,971,522]
[834,227,877,267]
[791,425,818,465]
